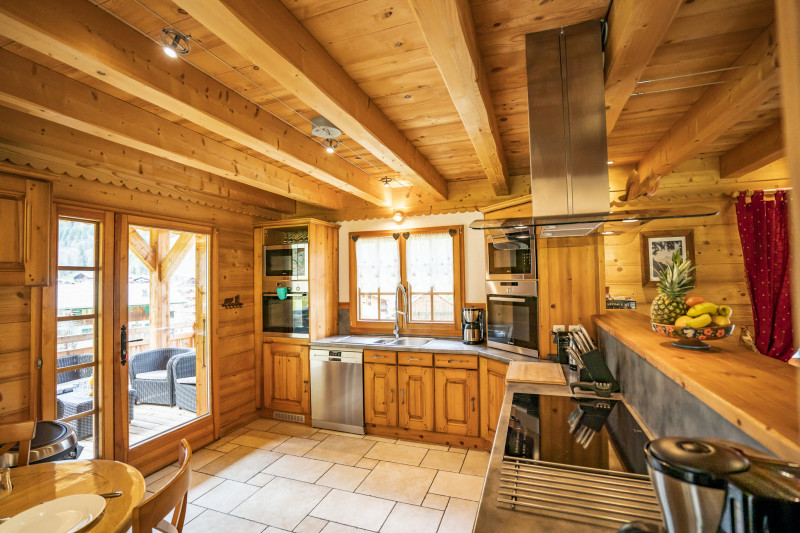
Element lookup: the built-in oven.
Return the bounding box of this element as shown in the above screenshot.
[263,280,309,338]
[485,228,535,280]
[485,280,538,357]
[263,243,308,280]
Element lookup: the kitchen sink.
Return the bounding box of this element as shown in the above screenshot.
[387,337,435,347]
[336,336,393,345]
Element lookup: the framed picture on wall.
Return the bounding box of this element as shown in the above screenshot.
[640,229,695,287]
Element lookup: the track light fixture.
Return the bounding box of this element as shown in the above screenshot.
[379,177,393,188]
[323,138,340,153]
[161,28,191,58]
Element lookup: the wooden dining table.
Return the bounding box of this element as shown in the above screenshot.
[0,460,145,532]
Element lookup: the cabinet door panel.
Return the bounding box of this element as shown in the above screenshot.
[270,343,310,414]
[364,362,398,427]
[435,368,479,436]
[398,365,434,431]
[479,358,509,442]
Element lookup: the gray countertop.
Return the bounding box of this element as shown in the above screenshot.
[310,335,535,364]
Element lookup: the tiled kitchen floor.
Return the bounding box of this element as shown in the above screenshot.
[145,418,491,533]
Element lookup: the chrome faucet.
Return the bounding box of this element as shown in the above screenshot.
[394,282,408,340]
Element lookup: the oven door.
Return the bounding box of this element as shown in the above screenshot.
[486,281,538,357]
[263,292,310,337]
[263,244,308,279]
[486,230,534,280]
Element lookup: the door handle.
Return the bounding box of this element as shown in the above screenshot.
[471,397,476,412]
[303,380,309,393]
[400,389,405,405]
[121,325,127,366]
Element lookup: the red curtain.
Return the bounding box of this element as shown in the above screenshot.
[736,191,794,361]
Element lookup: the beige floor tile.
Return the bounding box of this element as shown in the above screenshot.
[199,446,282,482]
[460,450,491,477]
[315,464,370,491]
[356,461,436,505]
[187,472,225,502]
[247,418,281,432]
[304,435,376,466]
[316,429,365,439]
[364,442,428,466]
[421,494,449,511]
[394,440,450,452]
[272,437,321,456]
[436,498,478,533]
[232,477,330,530]
[216,443,239,453]
[145,465,178,491]
[355,458,379,469]
[194,479,260,513]
[265,528,291,533]
[380,503,443,533]
[184,509,266,533]
[310,489,395,531]
[190,448,226,470]
[232,430,291,451]
[265,455,334,483]
[308,432,329,442]
[183,503,205,524]
[247,472,276,487]
[269,421,319,438]
[294,516,328,533]
[363,435,396,443]
[428,471,484,501]
[446,446,467,455]
[320,523,371,533]
[420,450,465,473]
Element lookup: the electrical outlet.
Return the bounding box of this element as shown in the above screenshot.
[568,324,581,332]
[553,325,566,332]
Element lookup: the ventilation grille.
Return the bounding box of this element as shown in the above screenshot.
[273,411,305,424]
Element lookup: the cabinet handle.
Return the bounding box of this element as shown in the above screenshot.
[447,359,465,364]
[407,357,422,362]
[390,389,394,403]
[400,389,405,405]
[471,397,476,412]
[303,380,308,393]
[372,355,386,359]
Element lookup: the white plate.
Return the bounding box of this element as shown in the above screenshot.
[1,494,106,533]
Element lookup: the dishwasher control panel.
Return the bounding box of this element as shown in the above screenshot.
[309,349,363,363]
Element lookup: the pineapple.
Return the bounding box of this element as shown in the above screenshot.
[650,252,695,325]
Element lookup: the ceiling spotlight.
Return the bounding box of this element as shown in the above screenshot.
[161,28,191,58]
[323,138,339,153]
[379,177,393,188]
[393,212,404,223]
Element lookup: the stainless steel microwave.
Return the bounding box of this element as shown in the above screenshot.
[485,280,539,357]
[263,243,308,280]
[485,228,535,280]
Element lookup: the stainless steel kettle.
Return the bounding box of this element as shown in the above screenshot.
[643,437,800,533]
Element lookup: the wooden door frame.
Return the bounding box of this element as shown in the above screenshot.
[115,214,218,467]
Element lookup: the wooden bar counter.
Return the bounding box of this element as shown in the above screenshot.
[593,311,800,462]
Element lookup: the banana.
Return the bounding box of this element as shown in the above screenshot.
[687,302,718,317]
[718,305,732,318]
[687,313,712,328]
[674,316,691,328]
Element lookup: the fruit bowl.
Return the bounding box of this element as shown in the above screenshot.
[651,322,736,350]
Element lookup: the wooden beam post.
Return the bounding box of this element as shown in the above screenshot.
[194,234,209,416]
[175,0,449,200]
[128,228,156,272]
[720,121,784,180]
[0,0,389,206]
[408,0,509,195]
[0,49,343,210]
[150,230,170,349]
[635,24,781,188]
[604,0,683,135]
[159,233,194,282]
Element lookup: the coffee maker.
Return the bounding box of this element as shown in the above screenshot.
[461,307,484,345]
[633,437,800,533]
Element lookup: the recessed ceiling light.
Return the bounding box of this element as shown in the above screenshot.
[161,28,191,58]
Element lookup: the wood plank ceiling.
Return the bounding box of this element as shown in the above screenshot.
[0,0,782,215]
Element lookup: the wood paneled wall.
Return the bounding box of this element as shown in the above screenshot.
[0,285,32,422]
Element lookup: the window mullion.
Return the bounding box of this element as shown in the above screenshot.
[399,236,408,330]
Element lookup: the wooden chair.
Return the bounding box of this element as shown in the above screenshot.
[0,420,36,467]
[132,439,192,533]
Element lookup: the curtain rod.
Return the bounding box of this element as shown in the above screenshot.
[731,188,792,198]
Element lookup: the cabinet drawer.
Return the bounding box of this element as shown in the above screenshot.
[434,354,478,370]
[398,352,433,366]
[365,350,397,364]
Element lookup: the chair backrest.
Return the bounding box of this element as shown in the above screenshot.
[0,420,36,467]
[132,439,192,533]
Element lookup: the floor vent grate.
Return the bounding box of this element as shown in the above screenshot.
[273,411,305,424]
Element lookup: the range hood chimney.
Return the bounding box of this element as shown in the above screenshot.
[526,21,609,237]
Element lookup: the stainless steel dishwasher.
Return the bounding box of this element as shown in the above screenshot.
[310,348,364,434]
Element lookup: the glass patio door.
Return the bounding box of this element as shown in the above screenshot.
[115,215,211,463]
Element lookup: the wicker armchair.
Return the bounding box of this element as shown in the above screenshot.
[170,351,197,412]
[129,347,192,406]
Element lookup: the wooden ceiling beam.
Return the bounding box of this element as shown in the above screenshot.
[128,229,157,272]
[0,49,343,210]
[720,121,784,179]
[604,0,683,135]
[0,0,388,206]
[175,0,449,200]
[408,0,509,195]
[635,23,781,186]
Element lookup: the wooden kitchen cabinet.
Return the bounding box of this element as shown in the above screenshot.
[0,177,51,286]
[398,364,435,431]
[264,341,310,414]
[364,361,398,427]
[434,367,479,436]
[479,358,509,442]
